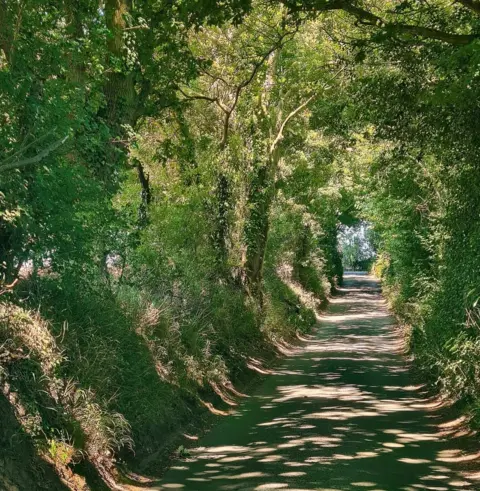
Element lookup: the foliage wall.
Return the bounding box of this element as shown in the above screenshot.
[325,1,480,423]
[0,2,344,488]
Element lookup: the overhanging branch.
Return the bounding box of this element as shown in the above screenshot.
[344,2,477,45]
[284,0,479,46]
[0,135,70,173]
[270,94,316,154]
[179,26,299,148]
[457,0,480,16]
[220,28,299,147]
[269,66,344,154]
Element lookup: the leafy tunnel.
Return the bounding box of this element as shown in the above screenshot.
[1,0,480,489]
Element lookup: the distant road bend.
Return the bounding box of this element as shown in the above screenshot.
[159,273,480,491]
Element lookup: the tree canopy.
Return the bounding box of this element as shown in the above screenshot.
[2,0,480,488]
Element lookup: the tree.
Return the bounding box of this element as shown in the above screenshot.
[176,7,346,302]
[280,0,480,45]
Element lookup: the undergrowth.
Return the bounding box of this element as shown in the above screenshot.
[373,249,480,425]
[1,246,331,488]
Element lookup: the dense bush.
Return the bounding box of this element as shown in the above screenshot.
[341,24,480,419]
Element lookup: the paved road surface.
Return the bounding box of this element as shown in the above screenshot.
[158,273,479,491]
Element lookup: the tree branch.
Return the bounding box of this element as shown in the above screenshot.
[177,86,218,103]
[284,0,479,45]
[456,0,480,15]
[177,86,230,113]
[384,23,476,45]
[123,25,149,31]
[0,130,55,167]
[181,27,298,148]
[268,65,345,154]
[220,28,299,147]
[0,278,18,296]
[0,135,70,173]
[198,67,233,87]
[344,2,477,45]
[270,95,316,154]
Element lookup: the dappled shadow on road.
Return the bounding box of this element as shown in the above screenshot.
[150,273,480,490]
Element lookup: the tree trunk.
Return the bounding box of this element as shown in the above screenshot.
[135,159,151,225]
[104,0,137,127]
[0,0,12,63]
[103,0,156,227]
[244,162,276,304]
[294,225,310,284]
[64,0,86,84]
[212,173,230,265]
